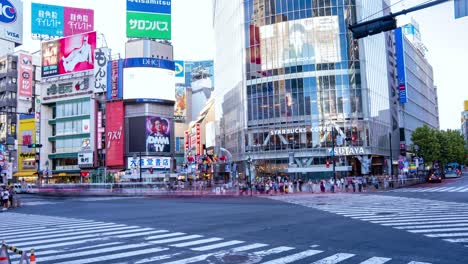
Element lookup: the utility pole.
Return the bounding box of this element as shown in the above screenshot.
[389,133,393,176]
[332,128,336,181]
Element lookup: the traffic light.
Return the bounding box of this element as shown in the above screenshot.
[28,144,43,148]
[326,160,330,168]
[349,16,397,39]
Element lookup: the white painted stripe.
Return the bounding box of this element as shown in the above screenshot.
[162,252,217,264]
[443,238,468,243]
[0,220,98,230]
[231,243,269,252]
[2,223,124,240]
[149,235,203,244]
[13,226,147,247]
[355,210,468,218]
[253,246,296,257]
[260,249,323,264]
[426,232,468,237]
[36,242,156,262]
[435,187,454,191]
[448,187,466,192]
[371,216,468,224]
[191,240,244,251]
[361,214,468,221]
[57,247,169,264]
[171,237,223,247]
[31,237,110,250]
[407,261,432,264]
[134,253,184,264]
[359,257,391,264]
[7,225,141,243]
[117,230,168,238]
[310,253,355,263]
[145,232,186,240]
[74,242,124,251]
[382,219,468,226]
[1,226,48,236]
[396,223,468,229]
[409,227,468,233]
[0,217,96,225]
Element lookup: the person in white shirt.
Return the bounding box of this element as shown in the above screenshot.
[2,188,10,210]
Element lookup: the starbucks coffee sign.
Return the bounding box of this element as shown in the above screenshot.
[270,126,332,136]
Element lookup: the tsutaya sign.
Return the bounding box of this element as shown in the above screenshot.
[329,146,366,156]
[270,126,332,136]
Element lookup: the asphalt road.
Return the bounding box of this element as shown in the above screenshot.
[2,174,468,264]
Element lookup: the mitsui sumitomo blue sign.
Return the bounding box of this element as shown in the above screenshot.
[395,27,408,104]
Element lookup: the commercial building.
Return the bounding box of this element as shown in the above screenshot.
[213,0,402,180]
[462,100,468,149]
[395,22,440,156]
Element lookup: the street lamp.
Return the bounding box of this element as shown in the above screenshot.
[246,155,252,196]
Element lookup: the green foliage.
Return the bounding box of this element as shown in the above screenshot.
[411,125,467,165]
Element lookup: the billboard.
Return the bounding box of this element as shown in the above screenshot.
[128,117,146,153]
[395,27,408,104]
[126,0,171,40]
[31,3,94,37]
[18,53,33,98]
[107,59,124,100]
[0,0,23,45]
[105,101,125,167]
[174,85,186,122]
[41,31,97,78]
[146,116,171,153]
[18,115,36,173]
[94,48,109,93]
[174,60,184,78]
[259,16,340,70]
[127,156,171,169]
[122,58,175,101]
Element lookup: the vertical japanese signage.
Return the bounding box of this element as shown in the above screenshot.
[196,123,201,155]
[105,101,124,167]
[107,59,123,100]
[94,48,108,93]
[41,31,97,78]
[31,3,94,37]
[126,0,172,40]
[395,27,408,104]
[18,115,36,173]
[0,0,23,45]
[184,131,189,153]
[97,111,103,149]
[18,53,33,98]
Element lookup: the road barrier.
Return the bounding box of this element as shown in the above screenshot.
[1,241,35,264]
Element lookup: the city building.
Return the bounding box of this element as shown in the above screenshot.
[462,100,468,149]
[213,0,401,180]
[395,22,440,156]
[0,51,40,184]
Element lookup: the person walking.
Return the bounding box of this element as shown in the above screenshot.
[329,178,335,193]
[320,180,325,193]
[1,187,9,211]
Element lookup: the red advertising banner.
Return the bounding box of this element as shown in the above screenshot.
[106,101,125,167]
[184,131,189,153]
[18,53,33,98]
[196,123,201,156]
[63,7,94,37]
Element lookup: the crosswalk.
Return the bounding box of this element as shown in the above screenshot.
[390,185,468,193]
[0,212,430,264]
[269,194,468,248]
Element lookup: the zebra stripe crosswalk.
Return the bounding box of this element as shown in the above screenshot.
[269,194,468,248]
[0,212,430,264]
[391,185,468,193]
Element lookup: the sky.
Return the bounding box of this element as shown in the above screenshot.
[17,0,468,130]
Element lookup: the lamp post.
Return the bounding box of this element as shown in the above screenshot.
[247,155,252,197]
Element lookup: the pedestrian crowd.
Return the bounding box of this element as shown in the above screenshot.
[1,186,19,211]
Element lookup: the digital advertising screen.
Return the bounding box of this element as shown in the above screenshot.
[123,67,175,101]
[145,116,171,153]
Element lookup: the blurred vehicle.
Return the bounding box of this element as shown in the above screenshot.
[13,183,35,193]
[427,171,442,183]
[445,171,461,179]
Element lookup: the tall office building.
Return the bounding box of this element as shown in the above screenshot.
[395,22,440,156]
[213,0,398,179]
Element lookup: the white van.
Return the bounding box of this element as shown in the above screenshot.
[13,183,34,193]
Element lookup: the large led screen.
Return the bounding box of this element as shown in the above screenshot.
[146,116,171,153]
[259,16,341,70]
[123,67,175,101]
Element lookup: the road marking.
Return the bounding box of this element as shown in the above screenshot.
[191,240,244,251]
[409,227,468,233]
[426,232,468,238]
[117,229,168,238]
[407,261,432,264]
[171,237,223,247]
[145,232,186,240]
[231,243,269,252]
[396,223,468,229]
[359,257,391,264]
[260,249,323,264]
[444,238,468,243]
[310,253,355,263]
[134,253,184,263]
[149,235,203,244]
[382,219,468,226]
[57,247,169,264]
[253,246,296,257]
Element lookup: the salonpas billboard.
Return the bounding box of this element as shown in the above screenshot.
[126,0,171,40]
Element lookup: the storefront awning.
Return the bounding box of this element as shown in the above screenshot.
[13,171,37,177]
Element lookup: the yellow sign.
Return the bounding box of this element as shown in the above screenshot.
[18,117,36,174]
[464,100,468,111]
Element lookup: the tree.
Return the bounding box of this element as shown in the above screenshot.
[410,125,440,165]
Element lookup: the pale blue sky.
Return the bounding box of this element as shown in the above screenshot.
[18,0,468,130]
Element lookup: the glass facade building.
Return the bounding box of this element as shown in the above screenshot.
[214,0,397,178]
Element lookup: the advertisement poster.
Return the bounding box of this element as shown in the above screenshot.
[94,48,108,93]
[18,116,36,173]
[146,116,171,153]
[174,85,186,122]
[31,3,94,37]
[18,53,33,98]
[41,31,96,77]
[105,101,124,167]
[0,0,23,45]
[59,31,96,74]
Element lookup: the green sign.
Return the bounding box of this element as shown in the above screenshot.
[126,12,171,40]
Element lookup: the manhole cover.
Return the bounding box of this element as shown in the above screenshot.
[375,212,395,216]
[207,253,262,264]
